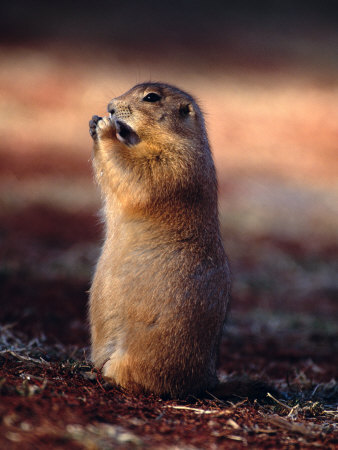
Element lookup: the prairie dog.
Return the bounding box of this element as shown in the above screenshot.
[89,82,230,398]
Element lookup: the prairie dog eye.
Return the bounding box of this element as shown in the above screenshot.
[143,93,161,102]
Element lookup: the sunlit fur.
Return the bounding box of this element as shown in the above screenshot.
[89,82,230,398]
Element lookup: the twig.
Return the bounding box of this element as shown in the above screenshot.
[95,371,106,392]
[164,405,219,414]
[205,390,224,403]
[267,392,292,411]
[269,415,317,437]
[228,398,248,408]
[4,351,49,365]
[226,435,247,444]
[226,418,241,429]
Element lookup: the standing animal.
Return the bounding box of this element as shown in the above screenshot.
[89,82,230,398]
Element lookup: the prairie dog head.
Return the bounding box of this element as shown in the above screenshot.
[107,82,208,157]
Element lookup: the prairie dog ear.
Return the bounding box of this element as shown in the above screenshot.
[179,103,195,118]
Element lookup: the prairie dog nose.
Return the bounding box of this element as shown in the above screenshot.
[107,101,132,120]
[107,103,115,115]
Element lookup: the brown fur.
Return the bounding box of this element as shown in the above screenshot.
[89,82,230,398]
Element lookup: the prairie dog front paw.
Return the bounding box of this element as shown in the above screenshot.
[89,115,115,141]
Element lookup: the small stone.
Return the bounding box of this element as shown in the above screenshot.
[6,432,21,442]
[20,422,32,431]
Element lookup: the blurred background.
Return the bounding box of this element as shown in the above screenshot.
[0,1,337,377]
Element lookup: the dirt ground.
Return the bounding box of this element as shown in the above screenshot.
[0,38,337,448]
